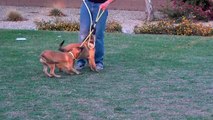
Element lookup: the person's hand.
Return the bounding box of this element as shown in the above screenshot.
[99,1,110,10]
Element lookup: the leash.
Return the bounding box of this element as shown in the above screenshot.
[80,0,105,48]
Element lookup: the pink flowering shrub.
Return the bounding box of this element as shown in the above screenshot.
[161,0,213,21]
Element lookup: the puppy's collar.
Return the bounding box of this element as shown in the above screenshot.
[68,51,75,59]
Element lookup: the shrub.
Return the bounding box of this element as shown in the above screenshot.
[49,8,66,17]
[180,0,212,10]
[106,20,122,32]
[175,17,212,36]
[161,0,213,21]
[134,17,212,36]
[134,21,175,35]
[35,19,79,32]
[160,7,185,20]
[35,19,123,33]
[6,10,25,21]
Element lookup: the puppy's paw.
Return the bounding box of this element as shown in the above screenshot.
[75,71,81,75]
[90,67,98,72]
[46,74,54,78]
[54,75,61,78]
[71,68,81,75]
[69,72,74,75]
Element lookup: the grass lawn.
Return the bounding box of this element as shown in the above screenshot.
[0,29,213,119]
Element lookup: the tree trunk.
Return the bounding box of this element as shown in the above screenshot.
[145,0,154,21]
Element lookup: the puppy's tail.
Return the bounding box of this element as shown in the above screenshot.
[58,40,65,52]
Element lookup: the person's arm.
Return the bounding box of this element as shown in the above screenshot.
[100,0,115,10]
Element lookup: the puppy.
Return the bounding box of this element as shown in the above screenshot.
[59,36,97,71]
[39,47,82,78]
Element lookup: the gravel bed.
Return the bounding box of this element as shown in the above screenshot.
[0,5,157,33]
[0,5,212,34]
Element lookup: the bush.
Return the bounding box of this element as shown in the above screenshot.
[160,7,185,20]
[35,19,123,33]
[106,20,122,32]
[161,0,213,21]
[134,17,212,36]
[49,8,66,17]
[180,0,212,10]
[6,10,25,21]
[134,21,175,35]
[35,19,79,32]
[175,17,212,36]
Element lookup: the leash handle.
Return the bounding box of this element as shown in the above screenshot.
[83,0,93,31]
[96,8,105,23]
[80,0,105,47]
[83,0,105,31]
[91,8,105,33]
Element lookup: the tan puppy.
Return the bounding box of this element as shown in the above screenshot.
[59,36,97,71]
[40,47,82,78]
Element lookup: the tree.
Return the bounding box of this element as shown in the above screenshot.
[145,0,154,21]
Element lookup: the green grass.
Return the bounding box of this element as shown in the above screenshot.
[0,29,213,119]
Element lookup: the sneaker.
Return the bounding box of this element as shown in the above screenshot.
[75,62,85,70]
[96,63,104,71]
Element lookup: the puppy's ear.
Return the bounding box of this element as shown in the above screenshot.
[58,40,65,52]
[59,40,65,47]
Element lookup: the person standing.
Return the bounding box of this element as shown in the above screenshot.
[76,0,115,71]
